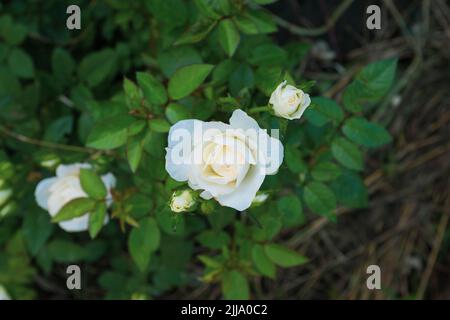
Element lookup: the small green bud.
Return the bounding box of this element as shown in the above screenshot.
[200,200,216,215]
[169,189,197,213]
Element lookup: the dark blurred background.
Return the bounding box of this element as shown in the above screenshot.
[236,0,450,299]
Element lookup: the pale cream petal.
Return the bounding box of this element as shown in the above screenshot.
[34,177,58,210]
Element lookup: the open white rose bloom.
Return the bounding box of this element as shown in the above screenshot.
[269,80,311,120]
[165,109,284,211]
[34,163,116,232]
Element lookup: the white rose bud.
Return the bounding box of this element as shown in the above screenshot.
[165,109,284,211]
[34,163,116,232]
[40,155,60,169]
[269,80,311,120]
[251,192,269,207]
[170,189,197,213]
[0,188,12,207]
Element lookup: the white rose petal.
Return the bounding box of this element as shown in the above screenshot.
[0,285,11,300]
[269,80,311,120]
[34,163,116,232]
[165,109,284,211]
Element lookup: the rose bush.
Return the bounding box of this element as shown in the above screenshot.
[0,0,396,299]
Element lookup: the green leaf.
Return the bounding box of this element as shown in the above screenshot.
[255,66,283,96]
[194,0,222,19]
[0,18,27,45]
[52,198,96,223]
[78,49,117,88]
[128,217,160,272]
[304,182,337,218]
[331,137,364,171]
[136,72,167,106]
[357,58,397,98]
[305,97,344,127]
[248,43,287,67]
[218,19,240,57]
[88,202,107,239]
[127,120,147,136]
[86,114,135,150]
[343,59,397,113]
[127,134,144,172]
[311,162,342,181]
[43,116,73,142]
[245,10,277,34]
[149,119,171,133]
[23,210,54,256]
[285,145,307,174]
[342,117,392,148]
[165,102,191,124]
[168,64,214,100]
[331,170,368,208]
[250,213,282,241]
[229,63,254,96]
[52,48,75,84]
[47,240,87,263]
[157,46,203,78]
[233,15,260,35]
[264,243,308,267]
[123,77,140,97]
[196,230,230,249]
[252,244,276,278]
[80,168,107,200]
[277,195,304,227]
[8,48,34,79]
[221,270,249,299]
[174,19,217,46]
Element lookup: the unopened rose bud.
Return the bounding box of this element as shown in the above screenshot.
[251,192,269,207]
[170,189,197,213]
[39,154,60,169]
[269,80,311,120]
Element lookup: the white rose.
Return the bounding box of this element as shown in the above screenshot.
[170,190,197,213]
[0,285,10,300]
[165,109,283,211]
[34,163,116,232]
[0,188,12,207]
[269,80,311,120]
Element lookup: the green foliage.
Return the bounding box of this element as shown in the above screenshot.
[342,117,392,148]
[52,198,96,223]
[128,217,160,272]
[264,243,308,267]
[343,58,397,113]
[168,64,214,100]
[0,0,396,300]
[79,169,107,200]
[86,115,136,149]
[221,270,249,300]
